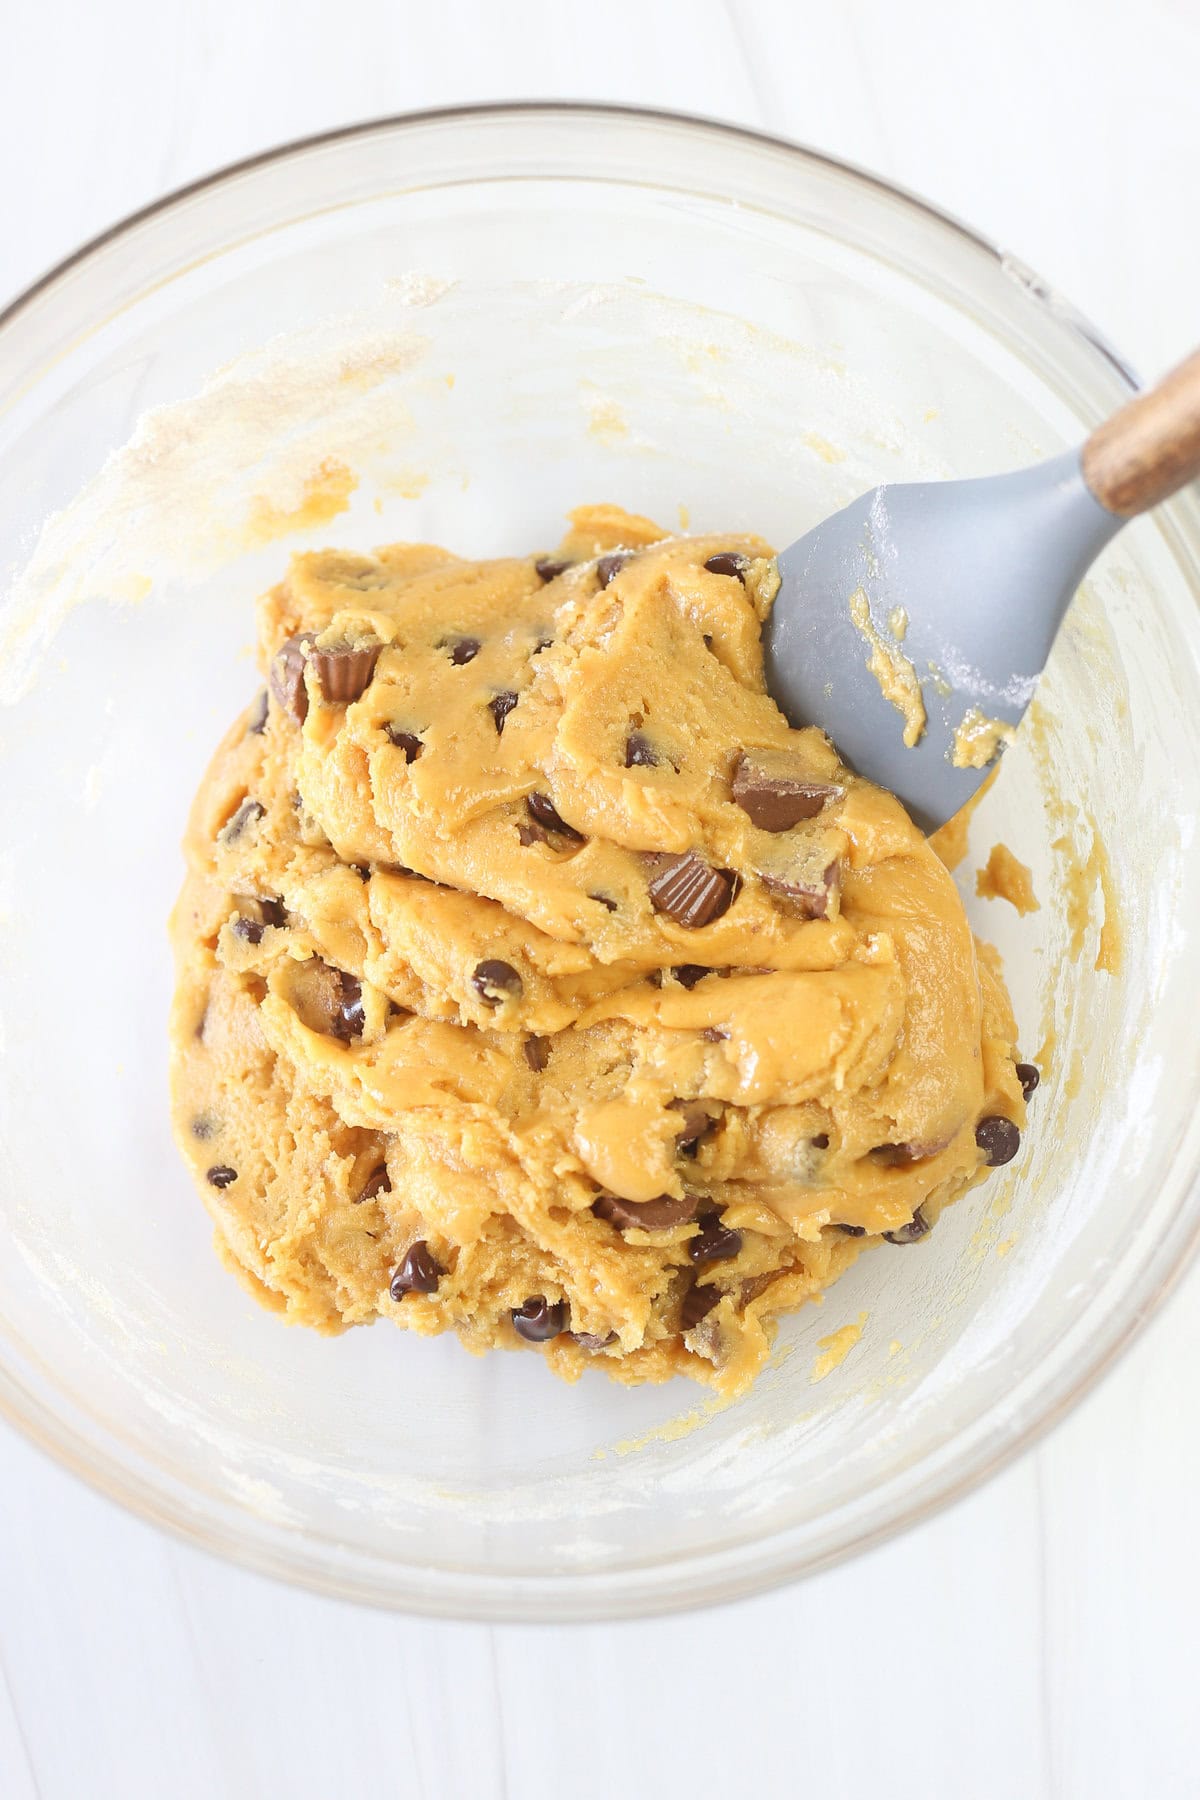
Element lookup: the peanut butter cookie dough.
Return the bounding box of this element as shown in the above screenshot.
[169,506,1032,1396]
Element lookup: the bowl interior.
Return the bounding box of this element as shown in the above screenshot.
[2,111,1199,1618]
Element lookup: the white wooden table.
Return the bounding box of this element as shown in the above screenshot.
[2,3,1197,1794]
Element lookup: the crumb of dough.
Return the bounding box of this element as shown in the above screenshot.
[888,606,909,641]
[811,1313,867,1383]
[169,507,1027,1399]
[951,705,1014,770]
[847,586,926,747]
[976,843,1040,916]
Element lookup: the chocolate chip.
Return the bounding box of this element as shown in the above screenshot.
[704,552,749,582]
[310,641,382,705]
[448,637,481,665]
[976,1115,1021,1166]
[331,972,365,1042]
[386,726,424,762]
[701,1026,727,1043]
[681,1282,720,1329]
[233,915,265,945]
[260,897,287,927]
[390,1241,443,1298]
[731,750,844,832]
[206,1165,237,1189]
[832,1222,866,1236]
[472,959,522,1005]
[870,1142,924,1168]
[624,732,658,768]
[270,633,316,724]
[596,552,630,587]
[523,1034,549,1072]
[593,1192,699,1231]
[356,1166,391,1204]
[1016,1062,1040,1100]
[590,892,618,912]
[671,1100,718,1150]
[672,964,712,990]
[489,690,519,734]
[518,823,548,847]
[811,1132,830,1150]
[689,1216,742,1263]
[884,1206,931,1245]
[535,557,573,582]
[511,1296,567,1342]
[247,689,269,734]
[571,1330,617,1350]
[219,798,264,845]
[760,859,839,921]
[649,853,741,928]
[527,793,584,841]
[533,634,554,654]
[703,633,714,650]
[191,1115,218,1141]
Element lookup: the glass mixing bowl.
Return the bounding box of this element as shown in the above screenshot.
[2,105,1199,1621]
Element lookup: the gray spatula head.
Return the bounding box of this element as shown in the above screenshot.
[762,450,1121,834]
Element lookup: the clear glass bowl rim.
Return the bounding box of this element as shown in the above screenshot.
[1,100,1196,1623]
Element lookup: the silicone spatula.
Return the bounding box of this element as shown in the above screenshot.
[762,348,1200,832]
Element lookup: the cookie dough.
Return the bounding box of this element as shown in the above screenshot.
[169,505,1029,1396]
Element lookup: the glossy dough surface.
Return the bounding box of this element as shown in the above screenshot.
[169,506,1025,1395]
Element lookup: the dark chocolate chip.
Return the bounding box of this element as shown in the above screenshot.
[681,1282,720,1329]
[976,1115,1021,1166]
[233,915,265,945]
[703,633,714,650]
[527,792,584,842]
[592,1192,699,1231]
[731,750,844,832]
[689,1217,742,1263]
[701,1026,727,1043]
[331,972,366,1042]
[596,552,631,587]
[1016,1062,1040,1100]
[703,552,749,582]
[260,897,287,927]
[523,1034,549,1072]
[206,1165,238,1189]
[511,1296,567,1342]
[590,892,619,912]
[832,1222,866,1236]
[386,726,424,762]
[219,798,265,844]
[571,1330,617,1351]
[672,964,712,990]
[448,637,481,665]
[760,859,839,920]
[489,690,519,734]
[533,634,554,654]
[884,1206,931,1245]
[624,731,658,768]
[390,1241,443,1298]
[535,556,573,582]
[310,641,382,705]
[870,1142,925,1168]
[472,959,523,1005]
[671,1100,718,1150]
[270,633,316,724]
[247,689,269,735]
[356,1165,392,1204]
[518,823,548,847]
[649,853,741,928]
[191,1115,218,1141]
[811,1132,830,1150]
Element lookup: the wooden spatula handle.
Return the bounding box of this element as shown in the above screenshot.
[1082,347,1200,517]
